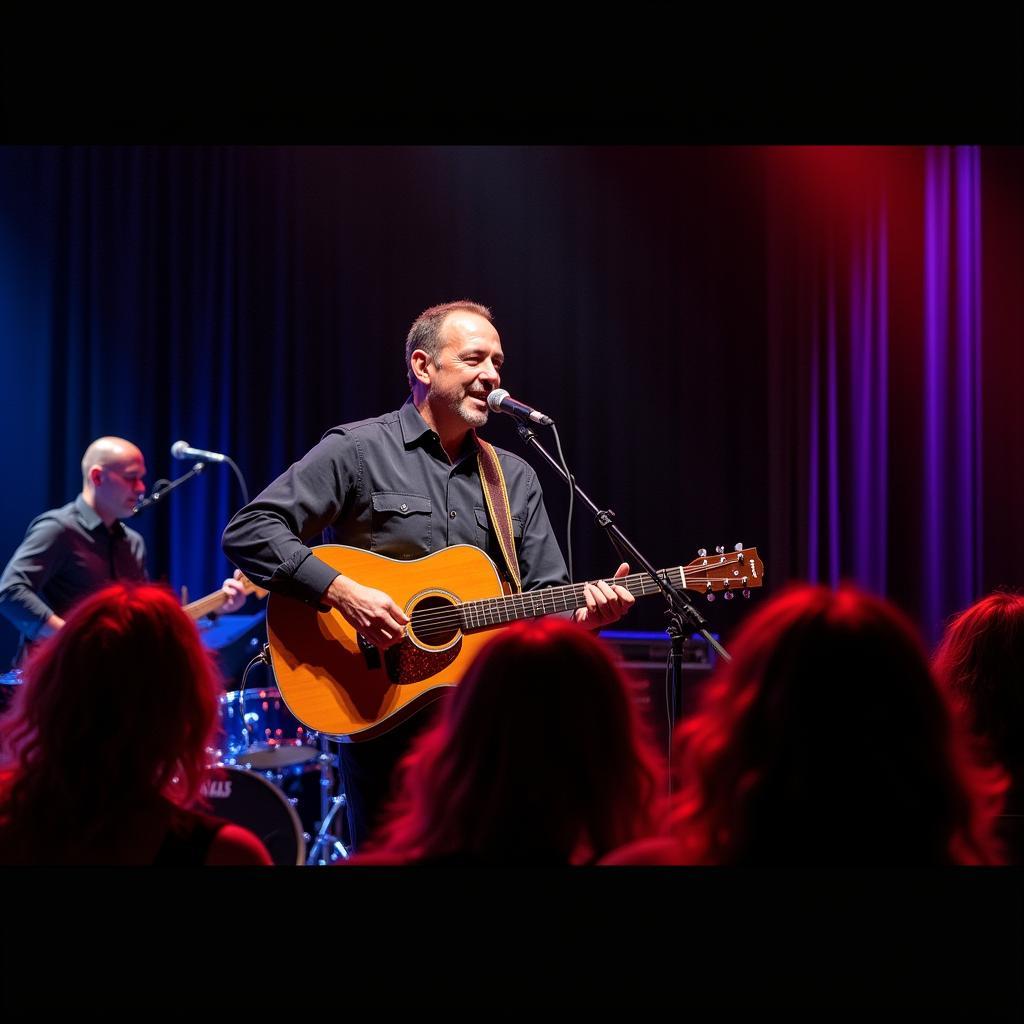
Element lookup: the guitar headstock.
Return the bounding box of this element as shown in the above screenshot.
[680,544,764,601]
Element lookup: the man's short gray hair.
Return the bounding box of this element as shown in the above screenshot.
[404,300,493,389]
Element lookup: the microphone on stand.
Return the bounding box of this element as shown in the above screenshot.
[171,440,228,463]
[486,389,555,426]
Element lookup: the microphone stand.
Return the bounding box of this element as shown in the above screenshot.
[514,422,731,752]
[132,463,206,513]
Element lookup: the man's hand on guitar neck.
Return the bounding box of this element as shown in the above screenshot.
[572,562,635,630]
[323,574,410,650]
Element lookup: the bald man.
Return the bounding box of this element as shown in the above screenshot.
[0,436,245,665]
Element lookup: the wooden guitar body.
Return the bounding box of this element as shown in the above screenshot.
[267,545,508,742]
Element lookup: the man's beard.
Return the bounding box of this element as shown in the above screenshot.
[437,385,489,428]
[456,397,489,428]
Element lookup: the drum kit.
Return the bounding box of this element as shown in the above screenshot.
[3,651,350,866]
[204,648,350,866]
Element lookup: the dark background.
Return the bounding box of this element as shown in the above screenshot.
[0,35,1021,1014]
[0,144,1021,667]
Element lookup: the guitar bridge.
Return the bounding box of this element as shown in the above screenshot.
[357,633,381,671]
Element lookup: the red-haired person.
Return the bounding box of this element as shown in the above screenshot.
[0,583,271,865]
[351,618,663,865]
[604,585,1004,866]
[934,590,1024,864]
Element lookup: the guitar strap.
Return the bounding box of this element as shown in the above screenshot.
[475,437,522,594]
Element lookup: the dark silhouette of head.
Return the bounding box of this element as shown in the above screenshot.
[365,618,663,864]
[933,590,1024,780]
[0,583,222,857]
[668,584,1003,865]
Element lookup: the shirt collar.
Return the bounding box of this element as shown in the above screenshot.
[75,493,125,536]
[75,493,104,531]
[398,398,479,456]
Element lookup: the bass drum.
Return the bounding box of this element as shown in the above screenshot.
[199,766,306,866]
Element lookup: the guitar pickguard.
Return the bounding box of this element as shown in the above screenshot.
[383,637,462,685]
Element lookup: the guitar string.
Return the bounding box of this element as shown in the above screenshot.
[407,581,655,634]
[404,555,753,627]
[404,559,753,632]
[404,558,757,638]
[406,569,686,633]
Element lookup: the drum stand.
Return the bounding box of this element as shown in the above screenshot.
[305,734,350,865]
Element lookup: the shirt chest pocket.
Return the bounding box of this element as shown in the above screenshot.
[370,492,432,558]
[474,506,523,557]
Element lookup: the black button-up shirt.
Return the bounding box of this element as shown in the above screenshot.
[222,401,569,606]
[0,494,148,644]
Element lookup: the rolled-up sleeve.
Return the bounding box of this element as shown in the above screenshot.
[0,516,66,638]
[222,432,361,607]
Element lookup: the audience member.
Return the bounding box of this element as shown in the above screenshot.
[353,618,664,865]
[0,583,272,865]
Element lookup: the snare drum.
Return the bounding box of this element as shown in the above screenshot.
[199,766,306,866]
[218,686,318,770]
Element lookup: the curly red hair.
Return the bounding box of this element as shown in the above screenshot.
[668,585,1004,865]
[360,618,664,864]
[933,590,1024,777]
[0,583,222,858]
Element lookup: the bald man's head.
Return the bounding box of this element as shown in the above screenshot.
[81,437,147,525]
[81,437,142,483]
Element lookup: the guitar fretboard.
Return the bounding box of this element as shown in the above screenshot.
[184,591,231,620]
[183,579,261,621]
[456,567,687,630]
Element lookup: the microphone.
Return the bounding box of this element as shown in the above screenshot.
[171,440,228,463]
[486,389,554,426]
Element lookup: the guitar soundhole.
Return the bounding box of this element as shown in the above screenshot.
[410,595,459,648]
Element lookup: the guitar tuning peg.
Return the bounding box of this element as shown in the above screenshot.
[723,590,734,600]
[737,551,745,563]
[705,592,715,602]
[742,588,751,599]
[697,548,707,558]
[734,542,743,551]
[715,545,724,555]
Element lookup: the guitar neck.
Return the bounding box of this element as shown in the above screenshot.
[183,575,268,621]
[183,589,233,621]
[453,567,686,631]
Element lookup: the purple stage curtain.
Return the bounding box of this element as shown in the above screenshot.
[767,147,993,644]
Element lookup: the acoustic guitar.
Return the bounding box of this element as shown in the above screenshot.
[265,543,764,741]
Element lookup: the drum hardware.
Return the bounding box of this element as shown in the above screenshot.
[305,734,349,865]
[213,650,349,864]
[219,654,319,771]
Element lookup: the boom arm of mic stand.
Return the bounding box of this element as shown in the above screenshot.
[514,422,731,663]
[133,462,206,513]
